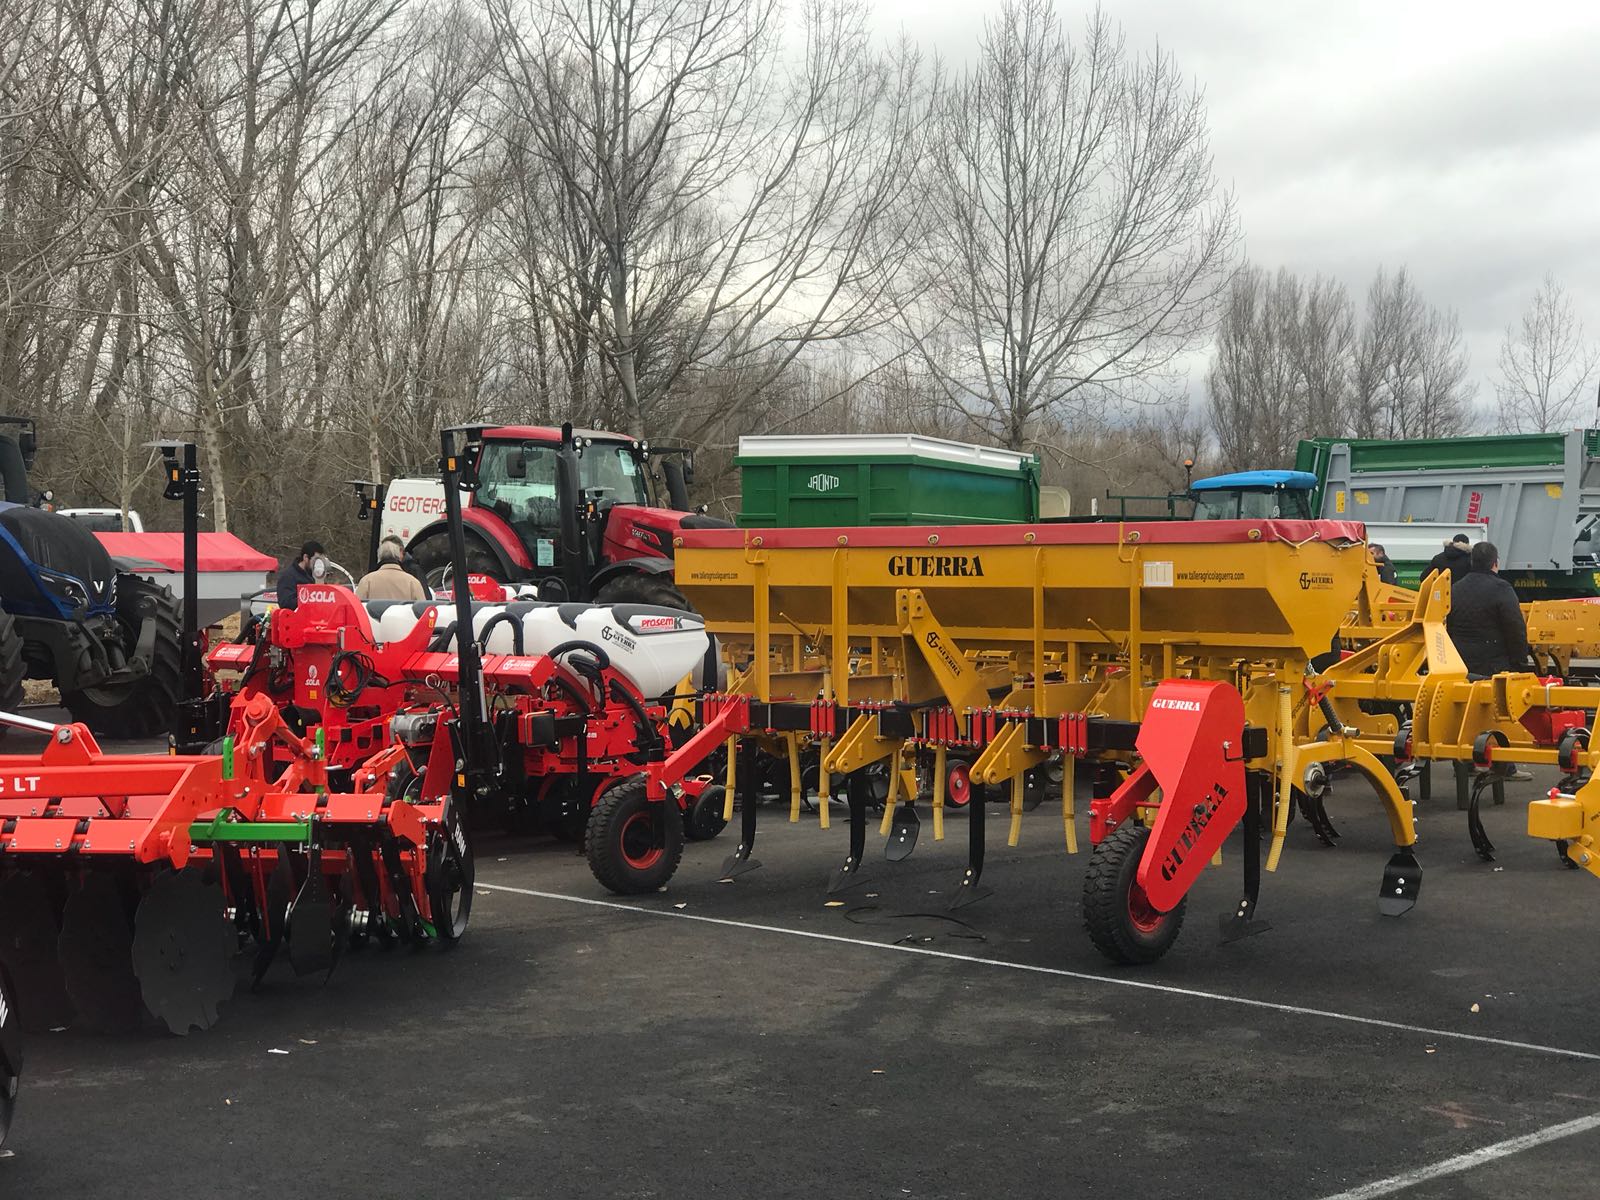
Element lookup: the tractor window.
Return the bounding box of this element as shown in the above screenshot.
[581,444,649,506]
[1192,489,1312,521]
[476,442,560,532]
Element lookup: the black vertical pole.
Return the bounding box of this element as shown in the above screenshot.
[440,431,483,728]
[181,443,201,705]
[366,488,384,574]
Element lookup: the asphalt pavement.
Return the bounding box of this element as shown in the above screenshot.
[3,755,1597,1199]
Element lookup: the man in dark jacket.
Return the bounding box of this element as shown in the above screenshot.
[1445,541,1530,677]
[1369,543,1397,585]
[1426,533,1473,582]
[276,540,326,610]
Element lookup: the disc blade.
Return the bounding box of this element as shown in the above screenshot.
[58,872,142,1033]
[0,869,73,1032]
[286,865,335,979]
[425,816,474,943]
[251,854,295,986]
[0,963,20,1151]
[132,868,236,1036]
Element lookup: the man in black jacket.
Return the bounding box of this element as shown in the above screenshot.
[1369,543,1397,585]
[1445,541,1530,677]
[276,540,326,610]
[1426,533,1473,582]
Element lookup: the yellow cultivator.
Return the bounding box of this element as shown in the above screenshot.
[675,518,1598,965]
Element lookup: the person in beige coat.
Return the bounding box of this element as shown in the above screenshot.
[356,537,429,602]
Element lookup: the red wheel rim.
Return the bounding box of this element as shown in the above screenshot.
[618,810,663,870]
[1127,877,1164,934]
[946,763,971,809]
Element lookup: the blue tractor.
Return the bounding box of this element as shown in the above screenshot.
[0,419,181,736]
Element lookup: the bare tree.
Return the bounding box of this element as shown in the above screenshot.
[1495,274,1597,433]
[1207,264,1353,470]
[897,1,1238,451]
[1352,265,1473,439]
[490,0,932,440]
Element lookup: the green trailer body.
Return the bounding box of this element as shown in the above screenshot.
[735,434,1040,528]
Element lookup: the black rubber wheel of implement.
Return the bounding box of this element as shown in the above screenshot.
[944,760,973,810]
[586,776,684,895]
[62,574,182,738]
[684,783,729,841]
[1082,823,1186,965]
[593,571,692,612]
[425,809,474,943]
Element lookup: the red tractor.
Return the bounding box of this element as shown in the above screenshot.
[394,424,728,609]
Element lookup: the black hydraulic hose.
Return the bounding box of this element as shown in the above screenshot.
[547,639,609,671]
[546,673,593,716]
[476,612,524,656]
[608,677,661,754]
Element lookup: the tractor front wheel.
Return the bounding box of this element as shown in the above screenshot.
[593,571,691,611]
[585,777,684,894]
[62,574,182,738]
[0,610,23,737]
[1082,823,1185,965]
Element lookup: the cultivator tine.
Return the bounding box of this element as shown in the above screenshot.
[57,870,142,1033]
[250,854,296,986]
[1467,775,1497,863]
[131,867,236,1036]
[885,802,920,862]
[347,832,389,947]
[216,844,260,943]
[0,869,73,1031]
[720,743,763,881]
[826,770,871,893]
[1219,775,1271,943]
[379,830,426,941]
[286,847,340,979]
[950,782,992,910]
[1297,787,1341,846]
[1378,847,1422,917]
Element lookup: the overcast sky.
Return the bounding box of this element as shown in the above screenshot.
[872,0,1600,422]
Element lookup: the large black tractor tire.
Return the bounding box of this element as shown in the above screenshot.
[62,575,182,738]
[593,571,692,612]
[0,609,24,738]
[1082,823,1186,965]
[585,776,684,895]
[410,528,509,592]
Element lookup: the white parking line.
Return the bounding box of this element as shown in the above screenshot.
[1313,1110,1600,1199]
[474,883,1600,1063]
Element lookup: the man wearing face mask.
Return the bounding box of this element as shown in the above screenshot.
[276,540,327,610]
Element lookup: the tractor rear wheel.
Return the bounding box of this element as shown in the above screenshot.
[0,610,23,736]
[593,571,691,611]
[1082,823,1186,965]
[62,575,182,738]
[585,776,684,895]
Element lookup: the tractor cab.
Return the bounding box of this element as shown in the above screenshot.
[406,424,725,606]
[1188,470,1317,521]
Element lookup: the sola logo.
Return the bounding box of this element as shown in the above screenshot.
[1150,697,1201,712]
[808,473,840,493]
[301,588,340,605]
